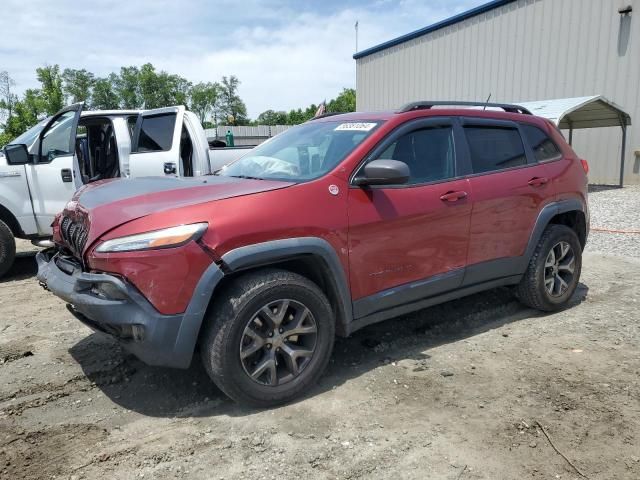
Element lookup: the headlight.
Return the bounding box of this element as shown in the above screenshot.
[95,223,208,253]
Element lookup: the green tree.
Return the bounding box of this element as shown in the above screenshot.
[62,68,95,104]
[0,71,18,121]
[115,66,141,108]
[36,65,64,115]
[304,103,319,119]
[327,88,356,113]
[91,74,120,110]
[138,63,191,109]
[170,74,191,106]
[1,89,46,144]
[138,63,161,108]
[218,75,248,125]
[256,109,288,125]
[190,82,220,124]
[284,105,318,125]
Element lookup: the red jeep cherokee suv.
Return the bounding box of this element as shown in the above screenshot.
[37,101,589,407]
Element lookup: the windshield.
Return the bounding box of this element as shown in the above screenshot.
[219,120,381,182]
[8,117,50,150]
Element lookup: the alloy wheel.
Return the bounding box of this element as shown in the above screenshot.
[239,299,318,386]
[544,240,576,297]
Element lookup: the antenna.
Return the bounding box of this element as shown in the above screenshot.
[355,20,359,53]
[483,93,492,110]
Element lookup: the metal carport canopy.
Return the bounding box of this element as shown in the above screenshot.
[518,96,632,186]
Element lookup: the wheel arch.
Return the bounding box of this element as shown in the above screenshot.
[548,210,587,249]
[0,203,23,237]
[525,199,587,264]
[219,237,353,337]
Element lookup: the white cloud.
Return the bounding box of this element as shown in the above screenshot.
[0,0,485,117]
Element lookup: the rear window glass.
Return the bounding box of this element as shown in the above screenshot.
[521,124,562,162]
[464,126,527,173]
[136,113,176,152]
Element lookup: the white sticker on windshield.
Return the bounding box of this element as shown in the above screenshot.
[334,122,377,132]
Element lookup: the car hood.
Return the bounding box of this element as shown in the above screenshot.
[60,175,293,252]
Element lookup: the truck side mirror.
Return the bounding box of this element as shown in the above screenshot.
[4,144,31,165]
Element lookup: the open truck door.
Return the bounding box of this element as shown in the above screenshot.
[25,103,83,233]
[129,106,188,178]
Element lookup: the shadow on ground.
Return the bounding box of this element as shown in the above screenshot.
[69,283,589,418]
[588,184,622,193]
[1,252,38,283]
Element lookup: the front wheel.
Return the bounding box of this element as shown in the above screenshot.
[516,224,582,311]
[200,269,335,407]
[0,220,16,279]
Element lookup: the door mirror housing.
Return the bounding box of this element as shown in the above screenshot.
[354,159,410,186]
[3,144,31,165]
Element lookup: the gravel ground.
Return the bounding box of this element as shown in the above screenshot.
[586,185,640,258]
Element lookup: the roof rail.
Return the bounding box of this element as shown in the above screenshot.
[398,101,532,115]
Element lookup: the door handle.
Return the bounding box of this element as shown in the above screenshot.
[60,169,73,183]
[164,162,177,175]
[440,191,468,202]
[528,177,549,187]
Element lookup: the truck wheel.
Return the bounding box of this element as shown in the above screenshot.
[516,224,582,312]
[0,220,16,279]
[201,268,335,407]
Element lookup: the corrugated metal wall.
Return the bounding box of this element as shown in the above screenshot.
[204,125,292,146]
[356,0,640,185]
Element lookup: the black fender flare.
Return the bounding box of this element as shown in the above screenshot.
[221,237,353,336]
[523,198,587,265]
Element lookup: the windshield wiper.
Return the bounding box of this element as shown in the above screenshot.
[227,175,264,180]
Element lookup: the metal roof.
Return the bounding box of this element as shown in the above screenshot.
[518,96,632,129]
[353,0,518,60]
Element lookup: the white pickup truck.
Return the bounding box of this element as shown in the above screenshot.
[0,103,251,277]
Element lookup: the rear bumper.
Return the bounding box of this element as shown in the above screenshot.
[36,251,223,368]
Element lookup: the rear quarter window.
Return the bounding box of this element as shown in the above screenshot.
[521,124,562,162]
[464,126,527,174]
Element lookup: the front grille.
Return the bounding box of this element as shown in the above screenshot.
[60,216,89,256]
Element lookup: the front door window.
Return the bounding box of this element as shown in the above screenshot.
[40,111,76,162]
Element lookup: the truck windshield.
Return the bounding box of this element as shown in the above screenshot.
[7,117,50,150]
[218,120,381,182]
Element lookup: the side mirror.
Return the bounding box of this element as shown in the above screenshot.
[3,144,31,165]
[354,159,410,186]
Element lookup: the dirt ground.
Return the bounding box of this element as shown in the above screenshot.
[1,239,639,480]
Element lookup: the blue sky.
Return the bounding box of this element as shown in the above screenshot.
[1,0,486,117]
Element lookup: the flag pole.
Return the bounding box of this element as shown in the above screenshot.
[355,20,359,53]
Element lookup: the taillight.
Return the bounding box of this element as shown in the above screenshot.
[580,159,589,174]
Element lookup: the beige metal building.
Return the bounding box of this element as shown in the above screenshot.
[354,0,639,185]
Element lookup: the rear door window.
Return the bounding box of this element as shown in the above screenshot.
[136,113,176,152]
[520,124,562,162]
[464,126,527,173]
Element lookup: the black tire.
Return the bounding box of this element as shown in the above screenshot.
[200,268,335,407]
[0,220,16,279]
[516,224,582,311]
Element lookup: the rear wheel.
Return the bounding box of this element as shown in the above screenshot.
[200,269,335,407]
[516,224,582,311]
[0,220,16,279]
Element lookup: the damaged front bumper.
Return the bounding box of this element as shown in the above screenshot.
[36,250,223,368]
